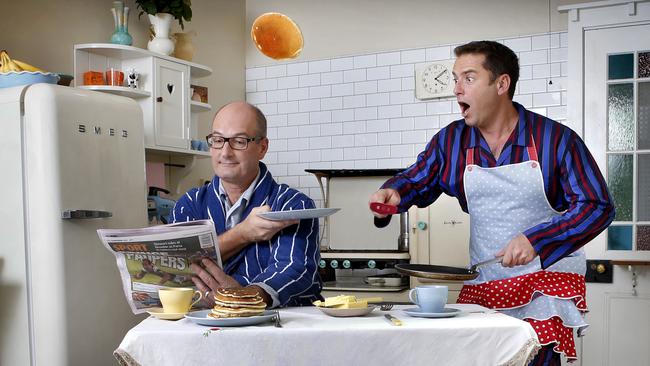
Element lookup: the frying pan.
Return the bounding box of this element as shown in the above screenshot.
[395,256,503,281]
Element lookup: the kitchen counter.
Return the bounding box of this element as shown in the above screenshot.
[115,304,539,366]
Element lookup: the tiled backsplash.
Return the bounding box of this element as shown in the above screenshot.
[246,32,568,207]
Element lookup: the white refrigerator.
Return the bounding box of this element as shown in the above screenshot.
[0,84,148,365]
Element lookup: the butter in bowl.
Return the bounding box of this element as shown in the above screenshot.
[313,295,382,317]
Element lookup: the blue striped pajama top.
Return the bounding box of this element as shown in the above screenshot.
[382,102,615,269]
[172,162,322,307]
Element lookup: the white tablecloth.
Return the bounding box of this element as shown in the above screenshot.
[115,304,539,366]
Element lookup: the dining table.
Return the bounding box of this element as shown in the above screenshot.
[114,303,540,366]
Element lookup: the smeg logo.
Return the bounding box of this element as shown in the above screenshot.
[78,124,128,138]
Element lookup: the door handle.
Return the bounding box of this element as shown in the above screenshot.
[156,97,163,102]
[61,210,113,220]
[585,260,612,283]
[592,263,606,274]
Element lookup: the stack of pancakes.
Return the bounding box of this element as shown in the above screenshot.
[209,287,267,318]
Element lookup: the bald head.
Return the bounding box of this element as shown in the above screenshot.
[213,101,267,138]
[209,101,269,190]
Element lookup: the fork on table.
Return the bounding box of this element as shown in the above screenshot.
[274,311,282,328]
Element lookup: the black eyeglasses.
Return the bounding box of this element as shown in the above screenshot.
[205,134,263,150]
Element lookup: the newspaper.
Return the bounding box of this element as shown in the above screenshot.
[97,219,221,314]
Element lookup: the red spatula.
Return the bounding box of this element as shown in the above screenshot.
[369,202,398,228]
[369,202,398,215]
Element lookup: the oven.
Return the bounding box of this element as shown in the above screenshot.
[306,169,412,301]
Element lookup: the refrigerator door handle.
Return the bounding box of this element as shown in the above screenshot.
[61,210,113,220]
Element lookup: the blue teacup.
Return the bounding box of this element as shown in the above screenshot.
[409,285,448,313]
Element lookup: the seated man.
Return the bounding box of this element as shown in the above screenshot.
[172,101,322,308]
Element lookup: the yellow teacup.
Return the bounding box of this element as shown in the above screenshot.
[158,287,203,314]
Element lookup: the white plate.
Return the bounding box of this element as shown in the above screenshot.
[317,305,376,317]
[402,307,462,318]
[185,309,276,326]
[147,307,187,320]
[257,208,340,221]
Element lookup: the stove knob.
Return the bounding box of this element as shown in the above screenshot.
[342,260,351,269]
[367,260,376,269]
[319,259,327,268]
[330,260,339,269]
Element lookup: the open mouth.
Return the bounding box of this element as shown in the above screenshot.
[458,102,470,117]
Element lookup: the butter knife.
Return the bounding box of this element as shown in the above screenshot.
[384,313,402,326]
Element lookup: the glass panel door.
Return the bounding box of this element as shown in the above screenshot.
[606,51,650,251]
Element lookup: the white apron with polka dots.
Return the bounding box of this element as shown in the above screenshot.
[463,139,587,329]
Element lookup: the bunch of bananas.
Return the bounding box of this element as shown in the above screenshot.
[0,50,44,73]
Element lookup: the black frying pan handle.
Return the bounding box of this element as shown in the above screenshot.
[374,215,392,228]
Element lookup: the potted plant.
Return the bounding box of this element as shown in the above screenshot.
[135,0,192,55]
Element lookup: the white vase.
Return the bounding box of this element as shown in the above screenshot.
[147,13,174,56]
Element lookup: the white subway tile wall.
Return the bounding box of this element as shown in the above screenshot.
[246,32,568,208]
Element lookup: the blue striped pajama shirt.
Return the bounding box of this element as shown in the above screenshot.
[172,162,323,307]
[382,102,615,269]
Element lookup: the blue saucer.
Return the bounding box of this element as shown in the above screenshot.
[403,307,462,318]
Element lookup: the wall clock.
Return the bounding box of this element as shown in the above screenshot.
[415,61,455,100]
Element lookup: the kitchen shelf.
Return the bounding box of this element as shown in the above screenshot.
[74,43,212,78]
[190,100,212,112]
[77,85,151,98]
[75,44,213,158]
[75,43,214,197]
[145,145,210,158]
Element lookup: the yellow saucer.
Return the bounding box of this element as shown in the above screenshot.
[147,307,187,320]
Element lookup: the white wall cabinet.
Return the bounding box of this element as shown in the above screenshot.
[153,58,189,149]
[73,43,212,157]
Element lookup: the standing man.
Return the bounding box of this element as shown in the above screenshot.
[173,101,322,308]
[370,41,614,364]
